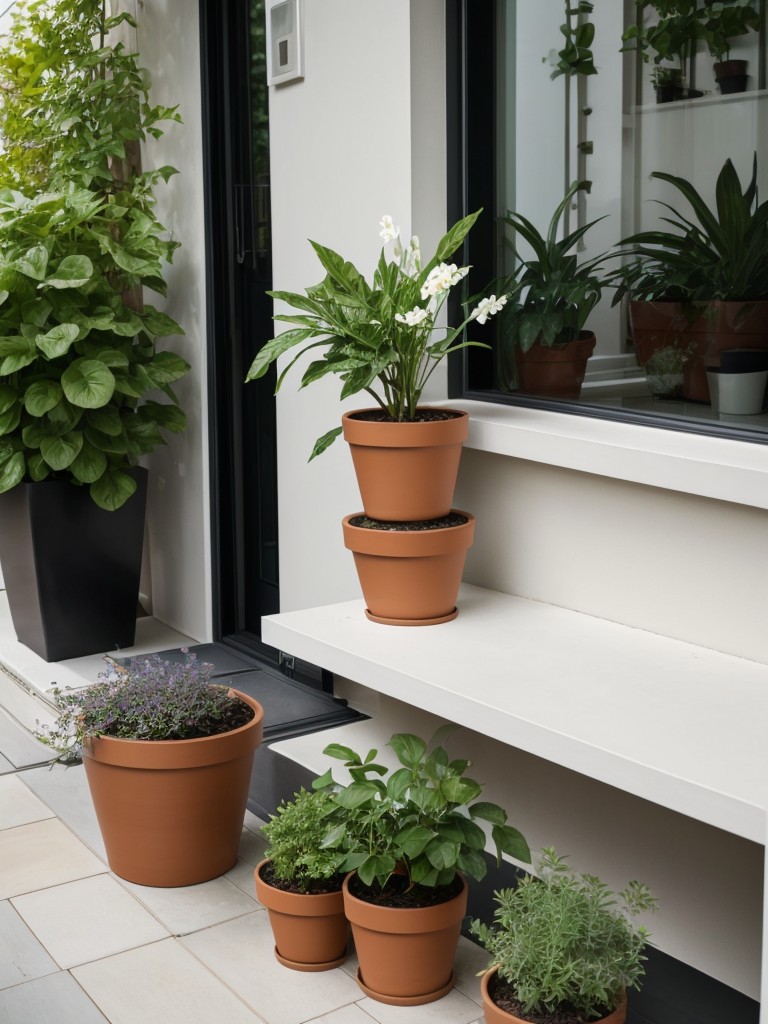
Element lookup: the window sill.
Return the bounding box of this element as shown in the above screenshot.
[438,399,768,511]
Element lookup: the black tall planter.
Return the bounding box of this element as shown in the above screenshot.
[0,468,148,662]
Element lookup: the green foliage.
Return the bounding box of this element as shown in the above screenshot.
[472,848,657,1022]
[698,0,760,62]
[611,155,768,304]
[501,181,607,355]
[313,730,530,892]
[0,0,187,508]
[262,788,343,891]
[245,212,502,458]
[545,2,597,80]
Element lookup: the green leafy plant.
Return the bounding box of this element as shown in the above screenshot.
[545,1,597,79]
[313,730,530,892]
[245,212,505,459]
[697,0,759,62]
[36,651,254,759]
[0,0,188,509]
[261,788,344,892]
[501,181,607,356]
[621,1,700,81]
[611,155,768,304]
[472,847,657,1022]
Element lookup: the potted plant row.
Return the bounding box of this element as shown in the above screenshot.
[247,212,508,625]
[38,651,264,887]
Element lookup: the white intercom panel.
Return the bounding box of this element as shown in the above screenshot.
[266,0,304,86]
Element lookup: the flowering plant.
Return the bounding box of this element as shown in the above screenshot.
[246,211,507,458]
[36,651,254,759]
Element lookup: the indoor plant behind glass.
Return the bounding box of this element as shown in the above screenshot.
[314,730,531,1006]
[0,0,188,661]
[499,181,607,399]
[255,787,349,972]
[472,847,657,1024]
[37,651,264,887]
[611,155,768,403]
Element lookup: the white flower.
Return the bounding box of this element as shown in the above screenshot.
[404,235,421,276]
[471,293,508,325]
[379,214,400,243]
[395,306,430,327]
[420,262,470,300]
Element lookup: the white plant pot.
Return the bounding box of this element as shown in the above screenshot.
[706,369,768,415]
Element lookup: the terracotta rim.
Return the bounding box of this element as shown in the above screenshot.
[480,966,627,1024]
[254,860,345,917]
[342,511,476,558]
[342,408,468,448]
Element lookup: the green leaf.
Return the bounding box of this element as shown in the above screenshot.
[143,350,190,385]
[40,431,83,470]
[441,777,483,805]
[389,733,427,769]
[0,385,17,414]
[141,307,184,336]
[27,452,50,482]
[35,323,80,359]
[309,426,342,460]
[44,255,93,289]
[70,442,107,484]
[491,823,531,863]
[323,743,361,763]
[61,359,116,409]
[86,405,123,437]
[395,825,435,859]
[0,404,21,436]
[245,329,319,383]
[469,802,508,825]
[334,782,377,809]
[15,244,48,281]
[425,838,458,871]
[457,848,487,881]
[24,380,62,417]
[90,470,138,511]
[0,452,25,492]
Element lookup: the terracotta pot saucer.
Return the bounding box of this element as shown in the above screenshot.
[355,968,456,1006]
[274,946,347,972]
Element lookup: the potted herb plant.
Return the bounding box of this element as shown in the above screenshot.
[698,0,760,94]
[0,0,188,661]
[314,731,531,1006]
[612,155,768,402]
[472,847,657,1024]
[37,651,264,887]
[255,787,349,972]
[499,181,607,399]
[621,0,703,103]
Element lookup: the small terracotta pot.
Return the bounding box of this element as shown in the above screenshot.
[480,966,627,1024]
[342,511,475,625]
[82,688,264,887]
[514,332,596,399]
[342,408,468,521]
[343,872,468,1005]
[254,859,348,971]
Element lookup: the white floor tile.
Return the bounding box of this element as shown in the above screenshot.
[0,970,109,1023]
[0,900,57,990]
[72,938,261,1024]
[119,873,258,935]
[0,707,51,768]
[181,911,361,1024]
[22,763,107,861]
[357,987,482,1024]
[226,856,263,902]
[0,775,54,830]
[303,1006,379,1024]
[0,818,105,899]
[12,874,169,968]
[453,935,490,1007]
[238,822,268,867]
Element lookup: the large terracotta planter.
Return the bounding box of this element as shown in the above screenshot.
[480,966,627,1024]
[342,511,475,625]
[341,408,468,521]
[0,468,147,661]
[514,332,596,399]
[343,872,468,1005]
[254,859,348,971]
[82,688,264,886]
[629,300,768,402]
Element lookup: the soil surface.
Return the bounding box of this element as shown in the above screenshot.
[190,695,255,738]
[350,409,461,423]
[259,861,345,895]
[349,512,468,532]
[348,872,464,908]
[489,973,615,1024]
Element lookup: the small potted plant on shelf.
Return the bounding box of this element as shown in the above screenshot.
[621,0,703,103]
[314,730,531,1006]
[37,651,264,888]
[499,180,607,399]
[611,155,768,403]
[642,342,695,398]
[255,787,349,972]
[698,0,760,94]
[247,212,505,625]
[472,847,657,1024]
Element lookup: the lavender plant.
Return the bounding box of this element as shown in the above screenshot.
[37,651,254,758]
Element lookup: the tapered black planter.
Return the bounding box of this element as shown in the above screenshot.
[0,469,148,661]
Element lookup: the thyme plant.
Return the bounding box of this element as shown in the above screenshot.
[261,788,344,892]
[472,847,657,1022]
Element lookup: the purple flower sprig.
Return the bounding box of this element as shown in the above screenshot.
[37,650,254,758]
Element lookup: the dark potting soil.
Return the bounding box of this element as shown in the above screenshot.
[489,973,615,1024]
[175,695,255,739]
[348,871,464,909]
[259,861,345,895]
[349,512,468,532]
[350,409,461,424]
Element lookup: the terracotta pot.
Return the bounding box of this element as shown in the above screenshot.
[480,966,627,1024]
[342,511,475,625]
[342,408,468,521]
[254,859,348,971]
[343,872,468,1005]
[514,332,596,399]
[629,300,768,402]
[82,688,264,886]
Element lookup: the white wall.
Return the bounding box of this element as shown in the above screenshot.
[134,0,212,642]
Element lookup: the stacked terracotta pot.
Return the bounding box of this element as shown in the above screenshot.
[341,408,474,625]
